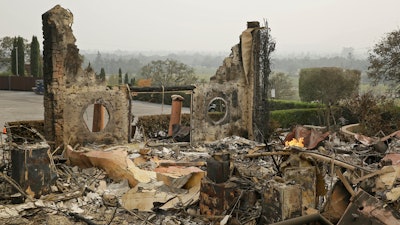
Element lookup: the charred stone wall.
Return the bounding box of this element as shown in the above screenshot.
[42,5,130,148]
[192,22,273,143]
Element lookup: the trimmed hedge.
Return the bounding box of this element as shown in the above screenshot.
[134,98,360,136]
[270,108,325,129]
[269,99,322,111]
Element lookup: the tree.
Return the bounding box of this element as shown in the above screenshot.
[118,68,122,85]
[368,29,400,94]
[124,72,129,84]
[299,67,361,129]
[99,67,106,81]
[0,36,14,71]
[11,38,17,75]
[299,67,360,104]
[268,72,296,99]
[130,77,136,86]
[10,37,26,76]
[139,59,198,86]
[38,55,43,77]
[17,37,25,76]
[30,36,40,77]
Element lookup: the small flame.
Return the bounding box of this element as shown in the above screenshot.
[285,137,304,148]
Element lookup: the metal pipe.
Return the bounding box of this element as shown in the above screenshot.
[168,95,184,136]
[268,214,334,225]
[129,85,196,93]
[92,104,105,132]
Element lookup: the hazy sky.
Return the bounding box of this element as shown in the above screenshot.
[1,0,400,56]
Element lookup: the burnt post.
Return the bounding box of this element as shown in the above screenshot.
[200,152,236,216]
[259,180,302,224]
[206,152,231,183]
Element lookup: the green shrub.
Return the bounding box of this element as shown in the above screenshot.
[270,108,325,128]
[269,99,322,111]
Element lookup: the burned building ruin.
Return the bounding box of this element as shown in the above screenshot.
[42,5,131,148]
[41,5,274,149]
[192,21,274,144]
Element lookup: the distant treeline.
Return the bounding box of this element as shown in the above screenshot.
[82,51,369,80]
[82,51,226,77]
[271,56,368,75]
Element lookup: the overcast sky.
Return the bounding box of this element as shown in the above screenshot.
[1,0,400,56]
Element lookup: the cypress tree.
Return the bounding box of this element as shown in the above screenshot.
[11,37,17,75]
[17,36,25,76]
[130,77,136,86]
[99,68,106,81]
[30,36,40,77]
[124,72,129,84]
[38,57,43,77]
[118,68,122,85]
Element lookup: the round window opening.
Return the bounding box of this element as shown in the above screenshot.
[83,103,110,132]
[207,97,227,124]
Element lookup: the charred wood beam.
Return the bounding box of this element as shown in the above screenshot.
[146,141,190,147]
[0,173,34,201]
[158,161,206,167]
[244,151,291,158]
[301,152,373,172]
[129,85,196,93]
[335,168,355,197]
[68,212,99,225]
[353,166,395,184]
[244,150,371,172]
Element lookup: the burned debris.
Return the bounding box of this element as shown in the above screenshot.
[1,4,400,225]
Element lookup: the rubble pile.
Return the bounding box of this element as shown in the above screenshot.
[1,125,400,224]
[2,4,400,225]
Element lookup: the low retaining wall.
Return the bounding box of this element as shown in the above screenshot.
[340,123,359,139]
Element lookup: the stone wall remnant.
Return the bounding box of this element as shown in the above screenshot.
[42,5,130,148]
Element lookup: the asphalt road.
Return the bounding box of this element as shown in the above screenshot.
[0,90,190,129]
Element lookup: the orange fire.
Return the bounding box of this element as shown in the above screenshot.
[285,137,304,148]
